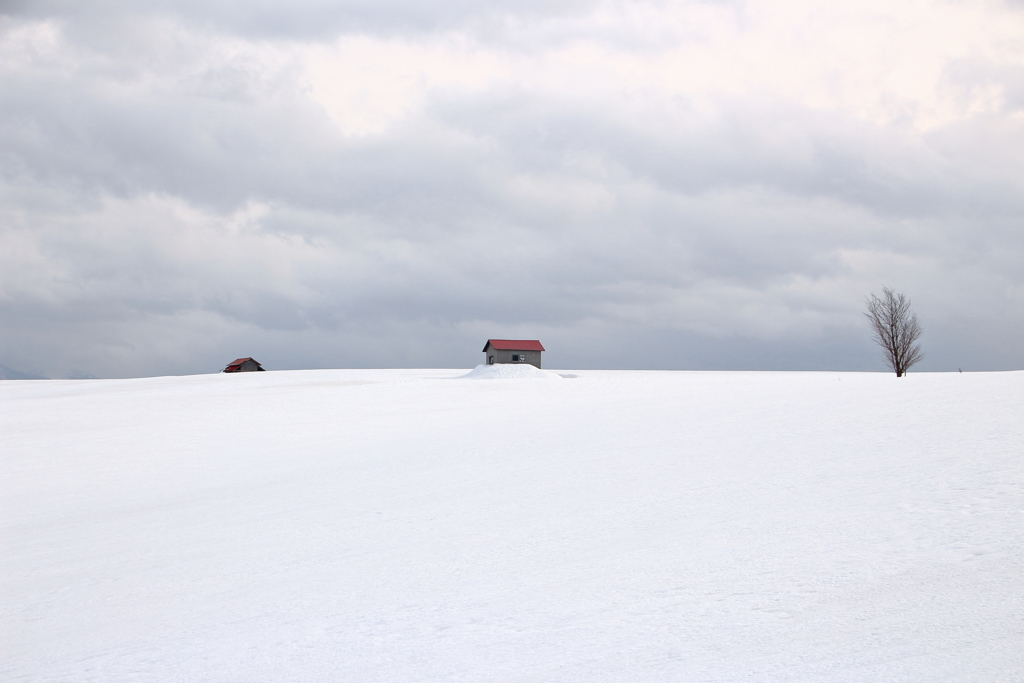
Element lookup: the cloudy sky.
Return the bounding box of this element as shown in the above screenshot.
[2,0,1022,378]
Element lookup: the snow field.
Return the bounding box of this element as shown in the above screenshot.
[457,363,562,379]
[2,369,1022,682]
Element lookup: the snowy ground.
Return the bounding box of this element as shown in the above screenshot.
[2,369,1022,682]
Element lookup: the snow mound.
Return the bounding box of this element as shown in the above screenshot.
[457,363,562,380]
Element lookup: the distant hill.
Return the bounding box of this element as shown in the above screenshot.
[0,364,48,380]
[67,372,99,380]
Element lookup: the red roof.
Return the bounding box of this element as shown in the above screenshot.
[224,357,263,372]
[482,339,545,352]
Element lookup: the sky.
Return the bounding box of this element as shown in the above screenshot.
[1,0,1022,378]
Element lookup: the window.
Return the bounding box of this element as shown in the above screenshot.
[488,356,494,365]
[512,354,526,362]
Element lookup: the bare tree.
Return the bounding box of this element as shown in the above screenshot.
[864,287,924,377]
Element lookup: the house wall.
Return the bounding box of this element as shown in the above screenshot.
[484,348,542,369]
[238,359,263,372]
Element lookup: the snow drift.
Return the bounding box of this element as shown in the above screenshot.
[2,369,1022,682]
[457,363,562,379]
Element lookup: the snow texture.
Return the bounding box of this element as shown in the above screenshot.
[457,363,562,380]
[2,369,1023,682]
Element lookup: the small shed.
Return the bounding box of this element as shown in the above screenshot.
[482,339,545,369]
[223,357,265,373]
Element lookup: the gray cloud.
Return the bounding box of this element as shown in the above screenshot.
[3,0,611,41]
[2,1,1022,378]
